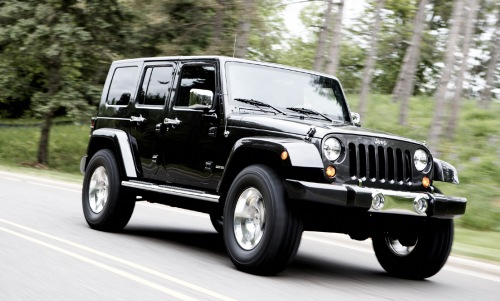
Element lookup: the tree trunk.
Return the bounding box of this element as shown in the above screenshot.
[392,0,427,103]
[397,0,427,125]
[234,0,254,58]
[313,0,334,72]
[446,0,479,138]
[358,0,385,119]
[479,8,500,109]
[37,111,54,165]
[212,0,225,49]
[325,0,344,76]
[427,0,464,154]
[37,59,60,165]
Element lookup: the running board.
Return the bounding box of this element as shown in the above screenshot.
[122,180,220,203]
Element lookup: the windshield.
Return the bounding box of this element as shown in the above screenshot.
[225,62,350,122]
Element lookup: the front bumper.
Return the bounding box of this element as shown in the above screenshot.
[284,180,466,218]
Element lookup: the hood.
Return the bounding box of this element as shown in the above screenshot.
[229,113,426,147]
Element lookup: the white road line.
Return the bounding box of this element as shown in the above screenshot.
[0,218,236,301]
[26,181,81,193]
[0,226,198,301]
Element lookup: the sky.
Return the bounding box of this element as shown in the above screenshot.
[283,0,367,37]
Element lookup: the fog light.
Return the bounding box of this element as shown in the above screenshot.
[413,195,428,214]
[371,193,385,210]
[325,166,336,178]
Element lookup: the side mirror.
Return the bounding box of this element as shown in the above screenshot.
[351,112,361,127]
[188,89,214,109]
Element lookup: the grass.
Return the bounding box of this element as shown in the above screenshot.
[453,227,500,263]
[0,121,90,174]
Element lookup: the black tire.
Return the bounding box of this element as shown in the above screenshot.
[82,149,135,232]
[210,213,223,234]
[223,164,303,275]
[372,219,454,279]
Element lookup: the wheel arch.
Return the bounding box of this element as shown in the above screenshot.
[83,128,138,178]
[217,137,323,197]
[432,158,459,184]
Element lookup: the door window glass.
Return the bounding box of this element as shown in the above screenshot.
[107,66,138,106]
[139,66,174,106]
[175,65,215,107]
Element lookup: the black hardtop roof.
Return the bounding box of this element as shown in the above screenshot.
[112,55,340,81]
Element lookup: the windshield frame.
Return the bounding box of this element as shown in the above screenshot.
[224,61,352,123]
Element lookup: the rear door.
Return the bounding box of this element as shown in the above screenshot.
[128,61,176,181]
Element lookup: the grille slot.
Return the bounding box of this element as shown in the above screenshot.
[349,142,412,183]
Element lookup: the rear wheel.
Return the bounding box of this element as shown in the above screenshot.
[223,164,302,275]
[372,219,454,279]
[82,149,135,232]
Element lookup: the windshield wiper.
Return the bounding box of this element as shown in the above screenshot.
[286,107,333,123]
[234,98,287,116]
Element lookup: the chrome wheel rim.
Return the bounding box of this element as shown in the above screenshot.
[233,187,265,250]
[385,237,417,257]
[88,166,109,214]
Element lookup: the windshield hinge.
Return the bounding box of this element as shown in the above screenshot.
[304,127,316,141]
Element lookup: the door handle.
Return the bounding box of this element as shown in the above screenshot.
[130,115,146,124]
[164,117,182,128]
[202,112,218,119]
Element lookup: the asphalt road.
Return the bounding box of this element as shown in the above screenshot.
[1,170,499,301]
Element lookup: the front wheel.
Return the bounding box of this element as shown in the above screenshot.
[82,149,135,232]
[372,219,454,279]
[223,164,302,275]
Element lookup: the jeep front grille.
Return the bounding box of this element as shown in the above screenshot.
[348,143,413,183]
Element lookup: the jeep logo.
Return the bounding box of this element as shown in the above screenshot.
[374,139,388,146]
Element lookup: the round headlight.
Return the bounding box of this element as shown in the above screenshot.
[413,149,428,172]
[323,138,342,161]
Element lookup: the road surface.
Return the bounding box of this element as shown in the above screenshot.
[1,170,499,300]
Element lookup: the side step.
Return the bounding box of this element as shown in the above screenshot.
[122,180,220,203]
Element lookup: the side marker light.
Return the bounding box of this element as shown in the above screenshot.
[281,151,288,161]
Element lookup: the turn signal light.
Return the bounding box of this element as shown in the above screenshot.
[326,166,336,178]
[422,176,430,188]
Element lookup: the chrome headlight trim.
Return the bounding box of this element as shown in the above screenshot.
[323,138,342,161]
[413,149,428,172]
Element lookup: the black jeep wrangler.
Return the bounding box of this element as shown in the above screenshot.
[81,56,466,279]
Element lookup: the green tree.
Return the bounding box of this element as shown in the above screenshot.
[0,0,133,165]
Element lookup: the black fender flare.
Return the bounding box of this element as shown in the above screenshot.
[82,128,138,178]
[433,158,459,184]
[218,137,323,192]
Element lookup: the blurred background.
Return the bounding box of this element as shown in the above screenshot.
[0,0,499,237]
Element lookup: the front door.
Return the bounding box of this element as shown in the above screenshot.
[129,61,176,181]
[162,61,221,189]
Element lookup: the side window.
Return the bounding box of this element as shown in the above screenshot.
[107,66,138,106]
[139,65,174,106]
[175,65,215,107]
